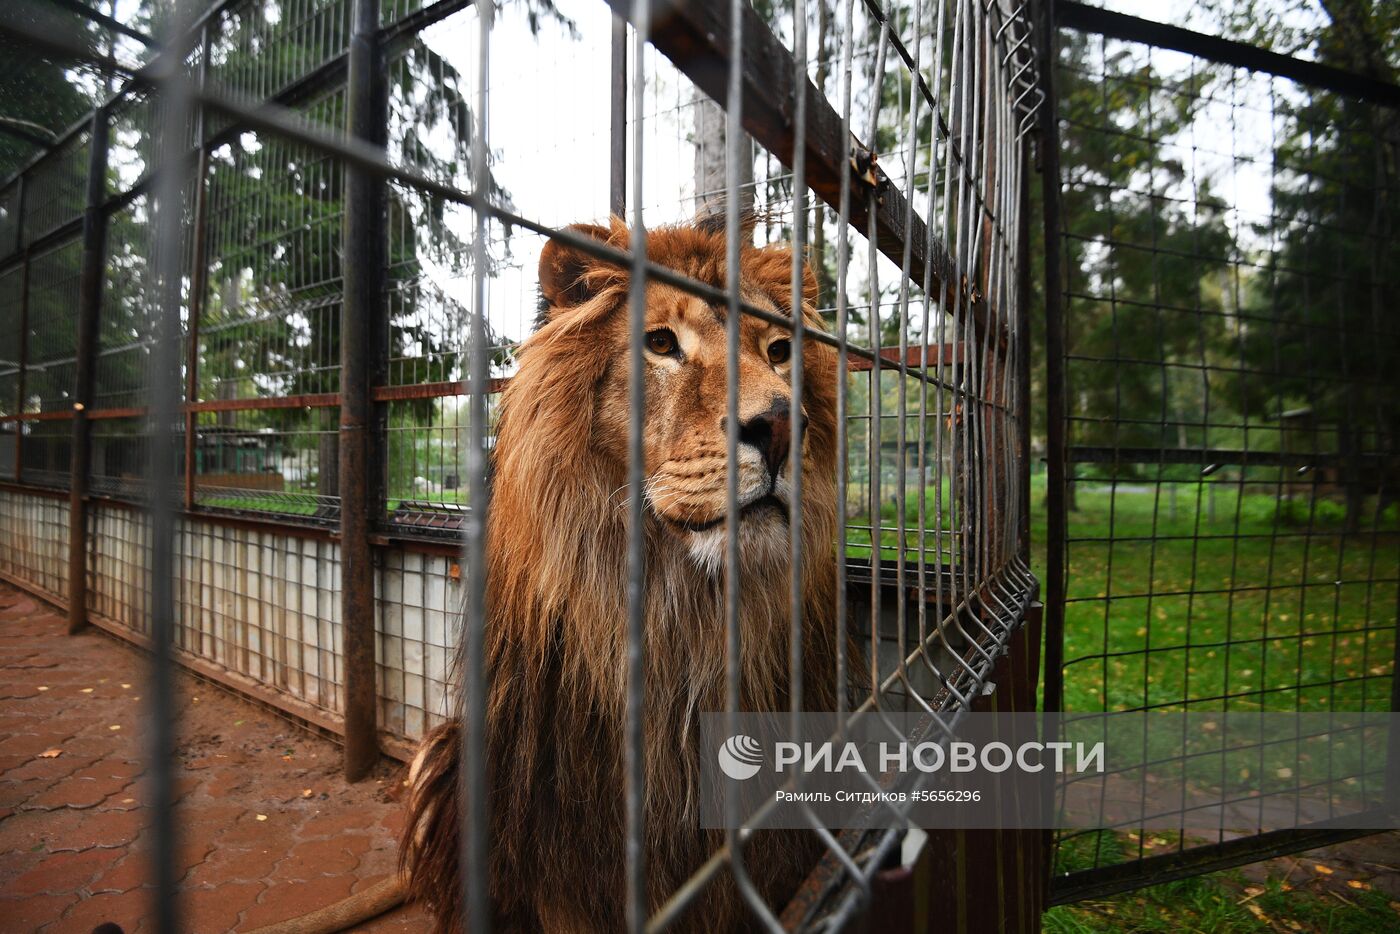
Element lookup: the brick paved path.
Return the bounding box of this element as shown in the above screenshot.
[0,582,428,933]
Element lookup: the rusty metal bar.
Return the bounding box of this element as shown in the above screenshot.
[67,108,109,635]
[340,0,389,783]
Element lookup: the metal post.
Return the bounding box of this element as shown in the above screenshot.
[184,25,212,512]
[68,108,109,635]
[1037,0,1067,905]
[609,11,627,217]
[341,0,387,781]
[13,253,30,482]
[1016,137,1032,559]
[1036,0,1066,719]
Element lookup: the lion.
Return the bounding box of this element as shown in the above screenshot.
[246,216,846,934]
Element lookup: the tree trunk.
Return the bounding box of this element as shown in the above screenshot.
[692,95,754,220]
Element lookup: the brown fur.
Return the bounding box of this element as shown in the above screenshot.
[402,218,846,933]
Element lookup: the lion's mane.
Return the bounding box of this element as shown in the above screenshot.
[402,219,844,933]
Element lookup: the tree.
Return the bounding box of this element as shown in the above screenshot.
[1235,0,1399,531]
[1055,32,1237,490]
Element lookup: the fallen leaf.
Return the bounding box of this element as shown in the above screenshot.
[1276,767,1294,779]
[1348,880,1371,890]
[37,748,62,759]
[255,814,268,822]
[1313,863,1334,875]
[234,720,244,726]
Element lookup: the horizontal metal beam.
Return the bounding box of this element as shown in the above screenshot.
[1067,445,1389,470]
[1056,1,1400,109]
[1050,824,1386,906]
[47,0,155,46]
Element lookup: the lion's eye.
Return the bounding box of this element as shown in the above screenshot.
[767,338,792,365]
[645,329,678,356]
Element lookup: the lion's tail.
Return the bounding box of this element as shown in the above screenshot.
[400,721,463,934]
[241,872,409,934]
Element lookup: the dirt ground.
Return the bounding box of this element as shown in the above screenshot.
[0,582,427,933]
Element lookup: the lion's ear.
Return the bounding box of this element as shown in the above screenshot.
[538,223,613,311]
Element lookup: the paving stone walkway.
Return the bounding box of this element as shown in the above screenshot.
[0,582,427,933]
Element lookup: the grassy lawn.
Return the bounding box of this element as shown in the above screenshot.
[1038,476,1399,931]
[1045,830,1400,933]
[1043,865,1398,933]
[1037,477,1399,714]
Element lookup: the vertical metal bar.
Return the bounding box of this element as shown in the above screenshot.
[788,0,807,727]
[723,0,746,902]
[1035,0,1067,903]
[610,11,628,218]
[14,253,30,482]
[721,0,778,927]
[1036,0,1066,719]
[462,1,494,929]
[865,25,888,702]
[834,0,856,726]
[341,0,387,782]
[147,4,196,930]
[68,107,109,635]
[183,25,212,514]
[624,0,649,928]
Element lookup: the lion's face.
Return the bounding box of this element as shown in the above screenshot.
[604,282,803,571]
[528,219,833,574]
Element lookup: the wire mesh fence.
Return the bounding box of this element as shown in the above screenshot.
[0,0,1044,928]
[1042,0,1400,905]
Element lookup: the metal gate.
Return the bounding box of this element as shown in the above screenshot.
[1040,0,1400,903]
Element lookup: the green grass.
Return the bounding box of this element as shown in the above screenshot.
[200,492,322,516]
[1033,476,1399,714]
[1044,853,1399,934]
[1037,476,1399,932]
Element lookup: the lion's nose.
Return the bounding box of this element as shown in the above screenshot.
[730,399,803,477]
